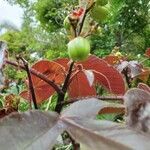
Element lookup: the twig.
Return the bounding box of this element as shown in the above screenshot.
[77,2,95,36]
[17,56,38,109]
[55,61,75,113]
[6,60,63,94]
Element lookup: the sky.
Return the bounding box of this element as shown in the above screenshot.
[0,0,23,29]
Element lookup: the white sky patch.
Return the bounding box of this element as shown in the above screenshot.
[0,0,23,28]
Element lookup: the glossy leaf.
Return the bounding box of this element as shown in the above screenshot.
[20,60,65,103]
[54,58,70,71]
[68,71,96,99]
[81,55,125,94]
[84,70,94,86]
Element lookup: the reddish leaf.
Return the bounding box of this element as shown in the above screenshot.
[20,85,55,104]
[93,71,111,91]
[137,68,150,82]
[68,71,96,99]
[0,111,61,150]
[80,55,125,95]
[31,60,65,84]
[84,70,94,86]
[20,60,65,103]
[124,88,150,132]
[103,56,120,65]
[138,83,150,93]
[145,48,150,57]
[99,107,125,114]
[54,58,70,71]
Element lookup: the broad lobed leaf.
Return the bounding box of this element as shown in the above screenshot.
[81,55,125,95]
[0,111,61,150]
[68,71,96,99]
[0,99,150,149]
[20,60,65,103]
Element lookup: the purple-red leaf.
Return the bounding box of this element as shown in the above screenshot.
[81,55,125,95]
[138,83,150,93]
[83,70,94,86]
[145,48,150,58]
[0,111,62,150]
[20,60,65,103]
[1,99,150,149]
[68,71,96,99]
[124,88,150,132]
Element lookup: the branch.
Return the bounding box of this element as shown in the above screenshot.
[62,61,75,93]
[55,61,75,113]
[77,2,95,36]
[17,57,38,109]
[6,60,63,94]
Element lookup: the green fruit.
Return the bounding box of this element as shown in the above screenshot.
[91,6,109,23]
[68,37,90,61]
[63,16,71,30]
[96,0,108,6]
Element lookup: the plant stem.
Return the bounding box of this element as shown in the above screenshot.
[77,2,95,36]
[18,57,38,109]
[6,60,63,94]
[55,61,75,113]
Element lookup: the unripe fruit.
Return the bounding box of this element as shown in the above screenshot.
[96,0,108,6]
[68,37,90,61]
[91,5,109,23]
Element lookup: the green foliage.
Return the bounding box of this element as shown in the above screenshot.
[34,0,76,32]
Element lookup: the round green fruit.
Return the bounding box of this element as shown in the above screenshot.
[68,37,90,61]
[96,0,108,6]
[91,5,109,23]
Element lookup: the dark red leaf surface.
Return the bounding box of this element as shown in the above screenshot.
[99,107,125,114]
[54,58,70,71]
[145,48,150,57]
[80,55,125,95]
[68,71,96,99]
[20,60,65,103]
